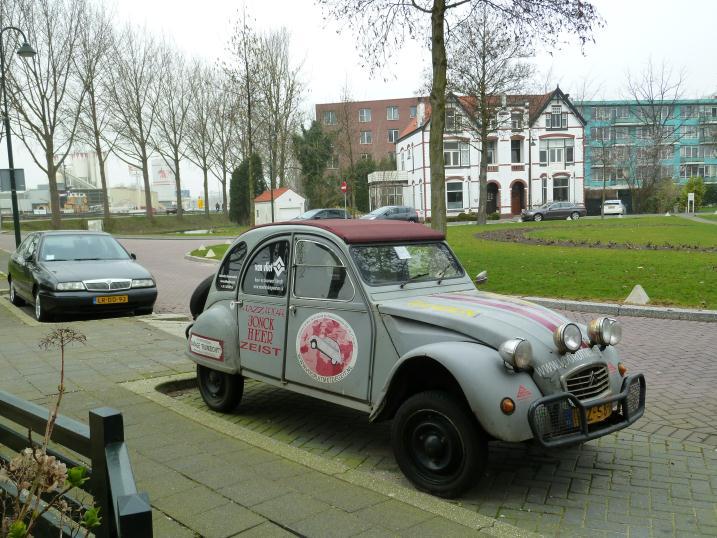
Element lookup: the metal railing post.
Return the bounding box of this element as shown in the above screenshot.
[90,407,124,538]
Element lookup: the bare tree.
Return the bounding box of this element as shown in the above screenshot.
[186,62,217,215]
[226,11,262,225]
[625,59,685,212]
[76,0,115,223]
[319,0,602,233]
[210,72,239,216]
[152,47,191,219]
[8,0,86,228]
[334,81,360,209]
[106,25,161,220]
[447,7,534,224]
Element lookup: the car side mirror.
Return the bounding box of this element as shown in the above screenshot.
[474,270,488,286]
[130,253,137,260]
[24,253,34,262]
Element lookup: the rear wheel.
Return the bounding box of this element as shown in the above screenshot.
[197,364,244,412]
[571,211,580,220]
[9,280,25,306]
[534,213,543,222]
[189,274,213,319]
[392,390,486,498]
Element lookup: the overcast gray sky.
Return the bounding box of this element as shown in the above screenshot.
[4,0,717,195]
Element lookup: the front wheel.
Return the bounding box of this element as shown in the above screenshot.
[571,211,580,220]
[9,280,25,306]
[197,364,244,412]
[34,292,52,322]
[534,213,543,222]
[391,390,487,498]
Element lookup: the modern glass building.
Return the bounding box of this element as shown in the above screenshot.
[578,99,717,212]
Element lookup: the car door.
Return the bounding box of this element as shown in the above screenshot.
[235,238,290,379]
[16,234,39,298]
[284,236,372,401]
[8,234,31,299]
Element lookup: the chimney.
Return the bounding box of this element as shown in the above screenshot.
[417,102,425,127]
[501,94,507,108]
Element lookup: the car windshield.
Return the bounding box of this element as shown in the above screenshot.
[295,209,321,220]
[39,235,130,262]
[367,207,388,216]
[350,242,463,286]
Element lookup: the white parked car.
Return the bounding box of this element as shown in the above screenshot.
[603,200,626,215]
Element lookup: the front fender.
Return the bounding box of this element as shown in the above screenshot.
[186,301,239,374]
[375,341,543,442]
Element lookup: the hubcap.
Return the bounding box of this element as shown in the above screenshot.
[405,410,463,482]
[35,295,41,319]
[205,370,224,398]
[10,283,15,301]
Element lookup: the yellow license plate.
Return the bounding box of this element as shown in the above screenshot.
[586,402,612,424]
[94,295,128,305]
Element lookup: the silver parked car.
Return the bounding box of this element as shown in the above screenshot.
[186,220,645,497]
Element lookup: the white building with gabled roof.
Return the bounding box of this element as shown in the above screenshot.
[374,87,586,217]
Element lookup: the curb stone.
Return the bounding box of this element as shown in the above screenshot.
[123,373,540,538]
[524,296,717,322]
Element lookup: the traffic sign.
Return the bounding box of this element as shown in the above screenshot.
[0,169,26,192]
[340,181,347,193]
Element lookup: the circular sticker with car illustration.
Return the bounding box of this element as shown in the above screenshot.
[296,312,358,383]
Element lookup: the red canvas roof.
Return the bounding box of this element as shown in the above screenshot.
[255,187,290,203]
[254,219,445,244]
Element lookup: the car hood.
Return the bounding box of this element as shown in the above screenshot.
[39,260,153,282]
[377,290,578,356]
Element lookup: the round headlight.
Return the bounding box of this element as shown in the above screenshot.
[587,317,622,346]
[554,323,582,354]
[498,338,533,370]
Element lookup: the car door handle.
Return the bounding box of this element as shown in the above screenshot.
[289,305,297,315]
[230,299,243,310]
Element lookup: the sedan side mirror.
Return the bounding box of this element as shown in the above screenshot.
[474,270,488,286]
[130,253,137,260]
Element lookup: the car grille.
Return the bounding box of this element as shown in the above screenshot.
[83,279,132,291]
[565,364,610,401]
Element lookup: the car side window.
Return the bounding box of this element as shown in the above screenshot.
[216,242,247,291]
[25,236,39,259]
[15,235,32,256]
[293,240,354,301]
[242,240,289,297]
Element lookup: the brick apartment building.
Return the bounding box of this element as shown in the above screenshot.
[315,97,423,171]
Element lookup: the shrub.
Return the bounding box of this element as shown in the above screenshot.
[678,177,706,211]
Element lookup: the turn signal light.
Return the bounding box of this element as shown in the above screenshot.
[500,398,515,415]
[618,362,628,376]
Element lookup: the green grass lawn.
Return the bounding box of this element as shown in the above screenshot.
[523,216,717,249]
[191,217,717,309]
[2,213,235,235]
[191,243,230,260]
[699,214,717,221]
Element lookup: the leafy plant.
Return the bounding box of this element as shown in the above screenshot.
[0,328,101,537]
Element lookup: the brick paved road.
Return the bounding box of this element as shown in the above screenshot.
[170,312,717,536]
[0,233,220,314]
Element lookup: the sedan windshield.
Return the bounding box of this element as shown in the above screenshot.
[350,242,463,286]
[294,209,321,220]
[39,235,130,262]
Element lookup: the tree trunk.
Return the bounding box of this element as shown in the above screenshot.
[429,0,447,233]
[477,90,489,226]
[140,149,154,221]
[174,154,183,219]
[601,175,606,219]
[89,91,111,225]
[45,141,61,229]
[203,166,209,216]
[221,170,228,216]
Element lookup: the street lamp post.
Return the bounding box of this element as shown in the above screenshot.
[1,27,36,247]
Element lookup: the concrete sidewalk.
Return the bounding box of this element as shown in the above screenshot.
[0,297,524,537]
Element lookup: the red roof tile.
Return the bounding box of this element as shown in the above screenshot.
[255,187,290,203]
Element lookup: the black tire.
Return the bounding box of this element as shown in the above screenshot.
[9,280,25,306]
[189,274,214,319]
[534,213,543,222]
[197,364,244,412]
[571,211,580,220]
[391,390,486,498]
[34,291,52,322]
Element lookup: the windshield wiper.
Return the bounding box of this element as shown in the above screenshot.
[399,272,429,289]
[73,258,102,261]
[436,262,453,285]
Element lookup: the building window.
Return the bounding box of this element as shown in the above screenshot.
[541,177,547,203]
[327,154,339,169]
[539,138,574,164]
[400,150,405,171]
[323,110,337,125]
[360,131,372,144]
[486,140,496,164]
[511,112,522,130]
[681,164,717,179]
[546,105,568,129]
[387,106,399,120]
[446,182,463,210]
[444,141,470,167]
[680,125,699,139]
[446,108,462,131]
[359,108,372,122]
[511,140,522,163]
[409,106,417,118]
[388,129,399,143]
[360,153,369,160]
[553,176,569,201]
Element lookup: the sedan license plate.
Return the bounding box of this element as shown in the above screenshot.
[93,295,128,305]
[586,402,612,424]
